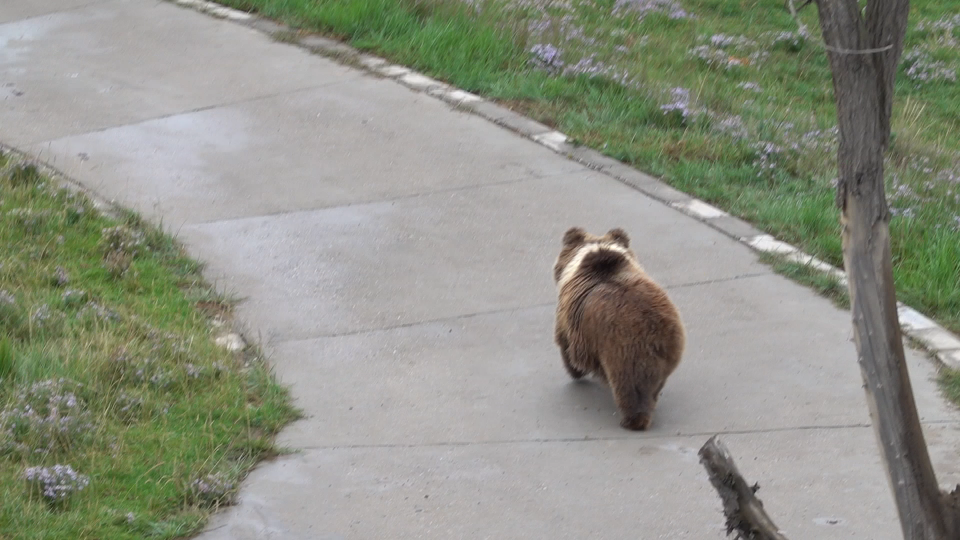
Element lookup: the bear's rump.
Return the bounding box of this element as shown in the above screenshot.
[578,285,683,377]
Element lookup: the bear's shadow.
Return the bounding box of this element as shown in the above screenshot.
[558,378,619,418]
[557,377,687,431]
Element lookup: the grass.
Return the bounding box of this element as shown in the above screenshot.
[0,153,298,539]
[211,0,959,338]
[940,367,960,405]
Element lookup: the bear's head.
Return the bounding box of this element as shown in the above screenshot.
[553,226,633,283]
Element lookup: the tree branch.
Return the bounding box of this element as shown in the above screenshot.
[786,0,894,54]
[699,436,790,540]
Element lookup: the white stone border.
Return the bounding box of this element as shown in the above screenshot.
[168,0,960,372]
[174,0,251,20]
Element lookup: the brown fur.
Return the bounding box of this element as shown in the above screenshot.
[553,227,685,431]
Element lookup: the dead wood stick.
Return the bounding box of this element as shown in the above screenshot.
[699,435,790,540]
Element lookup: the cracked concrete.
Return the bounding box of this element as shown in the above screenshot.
[2,1,959,539]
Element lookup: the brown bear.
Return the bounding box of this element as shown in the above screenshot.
[552,226,685,431]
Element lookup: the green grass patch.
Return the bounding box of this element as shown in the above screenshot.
[940,369,960,406]
[212,0,960,337]
[0,155,298,539]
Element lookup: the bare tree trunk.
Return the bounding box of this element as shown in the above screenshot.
[700,2,960,536]
[812,0,956,537]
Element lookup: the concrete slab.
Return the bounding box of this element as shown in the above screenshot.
[26,79,582,224]
[266,274,955,449]
[197,426,960,540]
[0,0,358,146]
[0,0,107,23]
[179,174,769,341]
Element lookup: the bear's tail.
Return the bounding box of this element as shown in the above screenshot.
[579,248,629,277]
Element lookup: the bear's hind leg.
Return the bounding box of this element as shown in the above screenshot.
[561,347,587,380]
[611,379,657,431]
[555,329,587,380]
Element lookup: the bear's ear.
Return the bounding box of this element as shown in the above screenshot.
[562,227,587,246]
[607,228,630,248]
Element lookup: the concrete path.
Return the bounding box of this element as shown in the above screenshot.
[3,2,960,538]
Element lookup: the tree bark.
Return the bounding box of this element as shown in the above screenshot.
[699,436,790,540]
[812,0,956,538]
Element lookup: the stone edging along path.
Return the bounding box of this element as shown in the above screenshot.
[167,0,960,372]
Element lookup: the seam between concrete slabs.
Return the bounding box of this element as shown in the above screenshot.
[181,173,569,227]
[164,0,960,373]
[23,74,368,148]
[0,0,116,23]
[262,274,773,346]
[286,420,960,451]
[663,271,770,291]
[266,302,557,344]
[283,424,889,451]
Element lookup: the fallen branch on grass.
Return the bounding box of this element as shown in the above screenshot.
[699,435,790,540]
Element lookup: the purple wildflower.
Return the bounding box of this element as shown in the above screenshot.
[99,225,144,258]
[613,0,692,20]
[890,207,916,219]
[660,87,697,124]
[189,472,235,506]
[61,289,88,307]
[915,14,960,46]
[714,114,749,139]
[936,167,960,184]
[690,45,750,69]
[9,208,51,233]
[53,266,69,287]
[31,304,52,327]
[562,54,608,77]
[752,141,784,176]
[0,290,15,307]
[527,18,551,35]
[114,392,144,422]
[710,34,756,49]
[24,464,89,503]
[767,30,809,51]
[530,43,565,73]
[79,300,120,322]
[525,13,593,46]
[0,378,93,456]
[529,43,632,85]
[902,48,957,84]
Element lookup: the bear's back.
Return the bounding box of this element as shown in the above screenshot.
[579,273,685,363]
